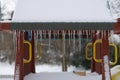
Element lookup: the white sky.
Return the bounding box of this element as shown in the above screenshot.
[12,0,115,22]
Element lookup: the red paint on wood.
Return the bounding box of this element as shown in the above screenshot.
[114,18,120,34]
[101,31,111,80]
[91,31,111,80]
[0,23,10,30]
[14,31,35,80]
[14,31,24,80]
[23,31,35,76]
[91,31,102,74]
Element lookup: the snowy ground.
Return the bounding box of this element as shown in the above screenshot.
[24,72,101,80]
[1,78,13,80]
[1,62,120,80]
[0,62,86,74]
[0,62,86,80]
[0,62,15,75]
[0,62,14,80]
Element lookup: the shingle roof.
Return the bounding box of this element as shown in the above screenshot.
[10,22,114,30]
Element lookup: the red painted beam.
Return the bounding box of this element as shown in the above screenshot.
[91,31,102,74]
[14,31,24,80]
[101,34,111,80]
[23,31,35,76]
[14,31,35,80]
[114,18,120,34]
[0,22,10,30]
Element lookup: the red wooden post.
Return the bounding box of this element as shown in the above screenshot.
[0,23,10,30]
[23,31,35,76]
[91,30,112,80]
[14,31,24,80]
[101,31,111,80]
[91,31,102,74]
[114,18,120,34]
[14,30,35,80]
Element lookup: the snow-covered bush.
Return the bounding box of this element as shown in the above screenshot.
[0,0,16,20]
[109,34,120,45]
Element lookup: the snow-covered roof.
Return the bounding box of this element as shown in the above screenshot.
[12,0,115,22]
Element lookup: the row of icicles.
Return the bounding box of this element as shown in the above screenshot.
[11,30,116,55]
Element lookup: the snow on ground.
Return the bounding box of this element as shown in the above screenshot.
[0,62,89,80]
[0,62,80,75]
[0,62,15,75]
[36,64,85,73]
[0,62,75,75]
[1,62,120,80]
[0,78,13,80]
[0,62,14,80]
[24,72,102,80]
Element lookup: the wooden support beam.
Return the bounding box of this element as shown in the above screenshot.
[91,31,102,74]
[14,31,24,80]
[0,22,10,30]
[14,31,35,80]
[114,18,120,34]
[23,31,35,76]
[101,31,111,80]
[91,31,112,80]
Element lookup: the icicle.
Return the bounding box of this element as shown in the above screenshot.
[68,30,71,44]
[73,30,76,51]
[13,30,16,43]
[42,30,44,39]
[37,30,39,41]
[76,31,79,51]
[70,30,72,40]
[44,30,47,39]
[46,30,47,39]
[33,30,36,41]
[107,30,109,38]
[96,30,100,39]
[13,30,17,55]
[54,30,56,40]
[31,30,32,40]
[39,30,42,41]
[36,30,39,54]
[89,29,92,43]
[109,30,116,43]
[104,30,106,40]
[86,30,88,42]
[1,32,4,43]
[57,30,59,39]
[83,30,85,35]
[18,30,21,51]
[49,30,51,48]
[79,30,82,52]
[88,30,90,36]
[90,30,92,38]
[47,30,51,54]
[55,30,57,39]
[13,30,16,46]
[101,30,104,39]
